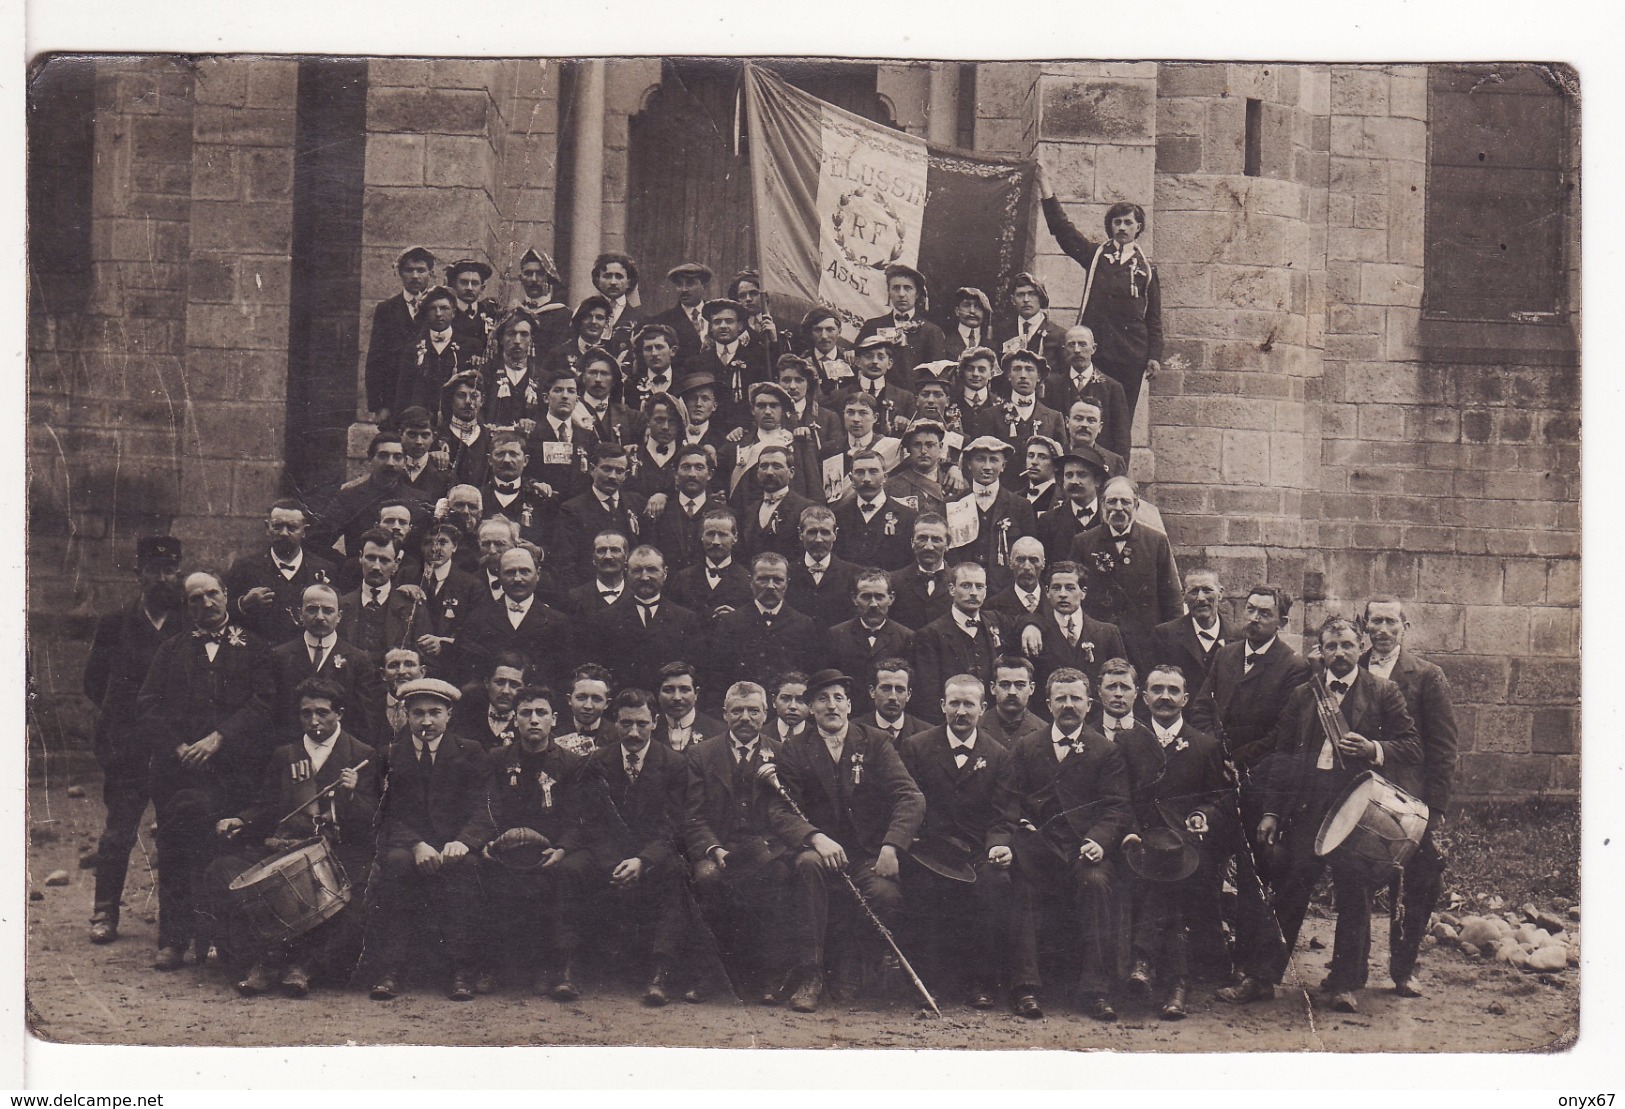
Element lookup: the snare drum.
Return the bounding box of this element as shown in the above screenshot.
[1313,771,1430,883]
[227,838,352,942]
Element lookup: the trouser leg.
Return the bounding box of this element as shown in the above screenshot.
[791,850,830,970]
[1326,864,1373,991]
[151,783,223,951]
[93,757,151,918]
[1072,859,1120,997]
[1390,828,1444,983]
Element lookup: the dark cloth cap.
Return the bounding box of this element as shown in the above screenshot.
[445,258,493,282]
[137,536,183,564]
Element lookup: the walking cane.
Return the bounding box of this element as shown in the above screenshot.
[755,762,941,1016]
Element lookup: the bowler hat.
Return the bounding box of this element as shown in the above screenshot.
[906,833,978,883]
[804,669,854,697]
[1124,826,1201,883]
[676,371,718,396]
[1059,443,1110,480]
[490,827,554,871]
[136,536,183,564]
[856,332,898,351]
[748,382,793,410]
[701,298,747,321]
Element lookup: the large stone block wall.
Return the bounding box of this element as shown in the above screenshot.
[1310,65,1580,800]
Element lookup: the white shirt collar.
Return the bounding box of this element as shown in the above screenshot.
[303,631,337,651]
[429,561,452,583]
[274,548,305,574]
[668,709,697,730]
[507,593,535,615]
[947,727,976,749]
[1152,717,1184,747]
[858,491,887,513]
[805,553,830,572]
[1245,636,1278,659]
[1051,724,1082,748]
[365,582,392,605]
[952,607,981,635]
[304,731,337,771]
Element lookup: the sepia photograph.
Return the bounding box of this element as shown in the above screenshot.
[22,39,1584,1067]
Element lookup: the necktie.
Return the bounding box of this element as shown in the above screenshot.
[962,618,981,632]
[639,603,655,626]
[810,565,824,586]
[626,752,641,782]
[309,643,325,670]
[1198,629,1217,652]
[497,483,519,495]
[950,739,972,768]
[734,743,754,765]
[509,600,526,614]
[365,590,382,611]
[706,567,722,586]
[1066,616,1079,646]
[422,571,438,597]
[685,498,699,517]
[418,744,432,769]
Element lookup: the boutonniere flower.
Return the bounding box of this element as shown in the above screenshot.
[896,319,921,337]
[415,340,427,366]
[525,382,539,407]
[882,511,898,536]
[1092,551,1115,573]
[850,751,865,786]
[537,770,556,808]
[1079,641,1096,663]
[497,378,512,398]
[331,654,347,670]
[225,626,247,648]
[730,358,747,371]
[973,756,988,772]
[313,569,329,584]
[989,622,1003,650]
[444,597,458,609]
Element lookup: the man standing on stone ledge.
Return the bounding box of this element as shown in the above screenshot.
[445,258,503,372]
[510,246,572,354]
[365,245,436,425]
[83,536,185,946]
[1361,595,1459,999]
[651,261,715,367]
[1036,164,1162,422]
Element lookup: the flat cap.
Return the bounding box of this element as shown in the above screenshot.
[667,261,714,283]
[397,678,462,706]
[963,435,1015,456]
[445,258,493,282]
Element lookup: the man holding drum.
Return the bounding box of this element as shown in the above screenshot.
[206,676,379,998]
[1255,614,1421,1014]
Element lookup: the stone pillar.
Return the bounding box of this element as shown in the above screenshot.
[601,59,664,258]
[568,60,606,303]
[175,57,298,567]
[1151,63,1325,614]
[926,62,960,147]
[494,60,561,277]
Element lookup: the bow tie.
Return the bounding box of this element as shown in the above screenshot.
[193,625,227,642]
[1328,679,1350,695]
[949,737,975,751]
[1056,732,1081,748]
[275,560,297,574]
[961,618,981,630]
[508,601,527,614]
[496,483,520,495]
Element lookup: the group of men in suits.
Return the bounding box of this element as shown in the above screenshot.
[74,236,1456,1021]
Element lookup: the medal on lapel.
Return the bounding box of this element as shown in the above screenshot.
[850,751,865,786]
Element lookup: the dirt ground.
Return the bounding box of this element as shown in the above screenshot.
[25,779,1578,1053]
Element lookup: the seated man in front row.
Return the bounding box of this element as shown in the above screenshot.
[368,678,495,1003]
[205,676,379,999]
[765,669,924,1013]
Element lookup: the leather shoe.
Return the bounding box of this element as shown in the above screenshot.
[152,946,186,972]
[235,963,274,997]
[1327,990,1359,1013]
[551,961,581,1002]
[788,969,823,1013]
[281,965,311,999]
[88,915,118,945]
[448,974,475,1002]
[78,851,101,870]
[1392,977,1423,998]
[1014,993,1043,1020]
[370,976,399,1001]
[643,969,671,1007]
[1081,994,1118,1022]
[1215,976,1274,1004]
[969,989,996,1010]
[1160,982,1189,1021]
[1127,959,1154,998]
[682,985,710,1004]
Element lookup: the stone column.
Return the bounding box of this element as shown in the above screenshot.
[568,60,607,303]
[177,57,299,567]
[1151,63,1324,609]
[926,62,960,147]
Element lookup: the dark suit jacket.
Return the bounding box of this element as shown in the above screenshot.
[1150,613,1237,688]
[953,392,1009,442]
[1034,499,1102,558]
[787,556,861,629]
[339,586,432,660]
[770,723,925,858]
[855,314,948,390]
[1260,670,1422,826]
[485,741,589,849]
[993,724,1133,865]
[225,547,341,646]
[456,595,578,689]
[669,560,753,619]
[1362,648,1459,812]
[1044,369,1132,461]
[853,711,933,746]
[827,619,914,712]
[395,332,472,413]
[738,490,817,563]
[832,493,917,571]
[237,730,379,846]
[982,708,1050,750]
[910,610,1009,724]
[378,733,495,851]
[994,400,1067,486]
[522,417,599,503]
[886,563,952,632]
[650,303,708,366]
[1015,609,1129,692]
[832,381,917,428]
[1068,522,1181,670]
[84,601,184,761]
[553,489,649,584]
[946,490,1038,591]
[653,708,723,755]
[1042,196,1164,375]
[646,491,723,571]
[480,482,554,549]
[138,625,276,798]
[984,583,1048,629]
[709,604,826,694]
[998,315,1069,380]
[268,635,384,741]
[683,731,786,861]
[1115,720,1234,850]
[418,566,485,639]
[690,335,774,430]
[365,292,420,413]
[899,725,1009,850]
[445,424,494,489]
[581,741,685,866]
[1187,639,1312,770]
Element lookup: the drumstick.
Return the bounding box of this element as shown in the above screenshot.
[270,759,371,832]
